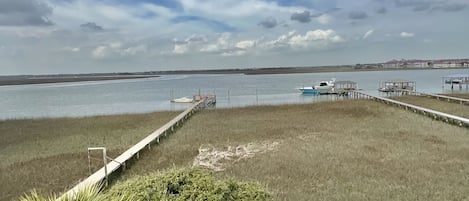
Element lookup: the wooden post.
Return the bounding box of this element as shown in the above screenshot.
[87,147,108,186]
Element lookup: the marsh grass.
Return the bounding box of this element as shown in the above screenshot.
[115,100,469,200]
[443,93,469,99]
[4,99,469,201]
[0,111,179,201]
[393,95,469,118]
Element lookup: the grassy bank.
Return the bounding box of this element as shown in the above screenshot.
[3,99,469,200]
[113,100,469,200]
[393,95,469,118]
[0,112,179,201]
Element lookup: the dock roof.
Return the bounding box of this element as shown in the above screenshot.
[335,80,356,84]
[384,79,415,83]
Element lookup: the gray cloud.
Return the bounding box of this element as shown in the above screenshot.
[258,17,277,28]
[394,0,467,12]
[0,0,53,26]
[376,7,387,14]
[438,3,467,12]
[80,22,104,32]
[290,11,312,23]
[348,11,368,20]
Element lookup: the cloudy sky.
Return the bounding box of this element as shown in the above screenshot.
[0,0,468,75]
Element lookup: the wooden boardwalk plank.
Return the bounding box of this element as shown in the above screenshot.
[412,91,469,105]
[61,99,205,198]
[352,91,469,127]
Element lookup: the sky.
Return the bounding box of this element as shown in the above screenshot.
[0,0,468,75]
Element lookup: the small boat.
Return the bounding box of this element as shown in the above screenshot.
[170,97,193,103]
[298,79,335,95]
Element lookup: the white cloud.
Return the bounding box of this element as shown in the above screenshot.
[235,40,256,49]
[263,31,297,49]
[200,33,231,53]
[288,29,343,49]
[92,45,109,59]
[92,42,147,58]
[400,32,415,38]
[262,29,343,51]
[317,14,332,25]
[173,44,189,54]
[62,47,81,52]
[121,45,147,56]
[363,29,374,39]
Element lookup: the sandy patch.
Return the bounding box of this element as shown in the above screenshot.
[193,141,281,171]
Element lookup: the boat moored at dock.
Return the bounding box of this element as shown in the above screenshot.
[298,78,335,95]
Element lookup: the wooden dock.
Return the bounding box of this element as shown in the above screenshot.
[61,98,209,198]
[410,91,469,105]
[350,91,469,128]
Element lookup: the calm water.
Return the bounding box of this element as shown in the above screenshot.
[1,69,468,120]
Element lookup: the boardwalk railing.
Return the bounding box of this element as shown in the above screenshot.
[410,91,469,105]
[350,91,469,128]
[62,99,206,198]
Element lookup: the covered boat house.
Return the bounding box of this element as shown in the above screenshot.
[334,81,357,96]
[379,79,416,93]
[443,74,469,90]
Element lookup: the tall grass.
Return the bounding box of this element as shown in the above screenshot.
[444,93,469,99]
[18,185,105,201]
[115,100,469,200]
[0,111,179,201]
[4,99,469,200]
[393,95,469,118]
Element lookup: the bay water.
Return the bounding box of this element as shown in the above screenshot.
[0,68,468,120]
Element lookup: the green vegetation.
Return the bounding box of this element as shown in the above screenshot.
[19,168,270,201]
[118,100,469,200]
[393,95,469,118]
[3,99,469,200]
[107,168,270,200]
[0,112,179,201]
[19,185,106,201]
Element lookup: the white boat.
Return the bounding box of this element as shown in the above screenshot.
[298,79,335,94]
[171,97,193,103]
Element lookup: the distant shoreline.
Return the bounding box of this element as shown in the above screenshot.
[157,66,468,75]
[1,66,467,86]
[0,75,160,86]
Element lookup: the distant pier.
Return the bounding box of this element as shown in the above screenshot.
[351,91,469,128]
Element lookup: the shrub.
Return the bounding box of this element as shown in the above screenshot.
[19,168,271,201]
[106,168,271,201]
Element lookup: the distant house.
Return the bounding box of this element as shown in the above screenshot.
[383,59,429,68]
[383,60,401,68]
[433,59,469,68]
[383,59,469,68]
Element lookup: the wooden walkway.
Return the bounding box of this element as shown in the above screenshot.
[62,98,207,198]
[350,91,469,128]
[410,91,469,105]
